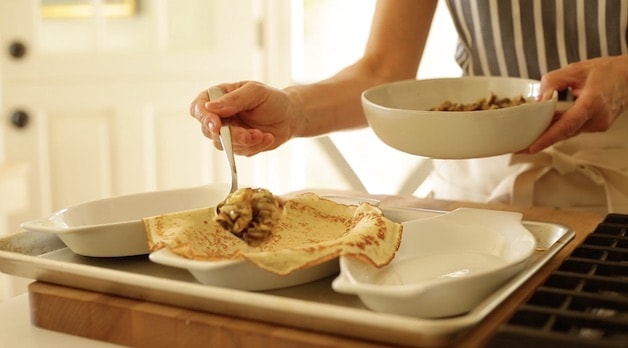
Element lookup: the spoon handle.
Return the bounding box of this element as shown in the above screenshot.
[207,87,238,194]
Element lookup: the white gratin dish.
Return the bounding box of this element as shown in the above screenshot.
[20,184,230,257]
[150,248,340,291]
[332,207,537,318]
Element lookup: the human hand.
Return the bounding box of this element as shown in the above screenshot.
[526,54,628,153]
[189,81,299,156]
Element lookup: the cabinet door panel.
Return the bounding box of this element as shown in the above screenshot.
[149,105,213,189]
[47,109,114,208]
[0,0,268,300]
[0,0,261,234]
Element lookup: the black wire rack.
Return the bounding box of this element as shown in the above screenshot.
[487,213,628,348]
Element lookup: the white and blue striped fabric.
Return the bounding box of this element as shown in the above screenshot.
[445,0,628,80]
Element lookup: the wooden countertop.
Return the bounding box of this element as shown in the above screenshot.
[28,194,604,347]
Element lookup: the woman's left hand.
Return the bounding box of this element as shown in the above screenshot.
[526,54,628,153]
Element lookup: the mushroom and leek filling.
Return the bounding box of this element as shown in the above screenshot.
[214,188,284,246]
[430,93,528,111]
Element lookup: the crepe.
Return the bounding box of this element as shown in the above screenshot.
[143,192,402,275]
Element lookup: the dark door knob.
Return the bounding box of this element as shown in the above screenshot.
[8,41,27,59]
[10,110,29,128]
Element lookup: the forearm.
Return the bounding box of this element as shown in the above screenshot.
[284,0,437,139]
[283,64,392,138]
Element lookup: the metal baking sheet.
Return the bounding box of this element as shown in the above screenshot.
[0,207,574,347]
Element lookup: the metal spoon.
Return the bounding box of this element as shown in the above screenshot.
[207,87,238,213]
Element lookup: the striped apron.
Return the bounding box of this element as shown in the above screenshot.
[430,0,628,214]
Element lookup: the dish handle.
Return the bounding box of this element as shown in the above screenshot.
[21,216,68,233]
[330,271,355,294]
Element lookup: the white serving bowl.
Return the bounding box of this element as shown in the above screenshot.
[332,208,536,318]
[149,249,339,291]
[20,184,229,257]
[362,77,558,159]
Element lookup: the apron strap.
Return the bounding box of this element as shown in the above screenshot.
[511,147,628,212]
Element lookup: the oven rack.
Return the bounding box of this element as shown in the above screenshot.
[488,213,628,348]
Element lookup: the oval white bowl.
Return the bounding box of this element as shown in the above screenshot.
[332,207,537,318]
[149,248,339,291]
[20,184,229,257]
[362,77,558,159]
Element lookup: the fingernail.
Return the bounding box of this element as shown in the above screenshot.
[206,101,223,110]
[545,90,559,101]
[207,120,217,134]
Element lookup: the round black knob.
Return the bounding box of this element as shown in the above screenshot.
[8,41,27,59]
[10,110,29,128]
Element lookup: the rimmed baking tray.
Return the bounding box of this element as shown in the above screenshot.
[0,207,574,347]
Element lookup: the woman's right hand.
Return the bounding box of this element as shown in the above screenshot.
[189,81,301,156]
[528,54,628,153]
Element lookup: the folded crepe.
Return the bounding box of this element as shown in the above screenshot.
[143,192,402,275]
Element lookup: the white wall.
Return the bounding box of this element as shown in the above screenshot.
[291,0,461,195]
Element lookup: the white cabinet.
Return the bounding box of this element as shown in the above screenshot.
[0,162,29,222]
[0,162,29,300]
[0,0,265,234]
[0,0,272,300]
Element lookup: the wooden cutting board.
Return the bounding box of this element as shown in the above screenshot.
[29,281,389,348]
[28,194,605,347]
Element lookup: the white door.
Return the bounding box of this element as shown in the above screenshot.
[0,0,264,232]
[0,0,268,299]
